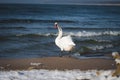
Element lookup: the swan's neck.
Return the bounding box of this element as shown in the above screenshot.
[57,26,63,39]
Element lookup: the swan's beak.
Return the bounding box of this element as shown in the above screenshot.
[54,22,58,28]
[54,24,57,28]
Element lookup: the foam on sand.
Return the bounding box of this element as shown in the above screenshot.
[0,69,120,80]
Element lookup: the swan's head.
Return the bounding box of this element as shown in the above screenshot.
[112,52,119,59]
[54,22,58,28]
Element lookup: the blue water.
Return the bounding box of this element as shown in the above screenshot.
[0,4,120,58]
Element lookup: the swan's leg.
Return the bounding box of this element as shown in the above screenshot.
[59,51,62,57]
[68,51,72,57]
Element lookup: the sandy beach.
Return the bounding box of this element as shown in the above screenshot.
[1,56,120,80]
[0,56,116,71]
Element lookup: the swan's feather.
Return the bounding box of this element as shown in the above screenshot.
[60,35,75,46]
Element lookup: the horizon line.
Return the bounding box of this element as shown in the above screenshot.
[0,3,120,6]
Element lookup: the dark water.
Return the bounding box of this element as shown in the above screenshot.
[0,4,120,58]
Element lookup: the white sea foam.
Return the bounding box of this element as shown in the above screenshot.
[0,69,120,80]
[65,31,120,37]
[88,44,113,50]
[16,30,120,37]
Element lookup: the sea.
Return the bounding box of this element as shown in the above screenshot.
[0,4,120,58]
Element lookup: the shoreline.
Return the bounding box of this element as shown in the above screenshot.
[0,56,116,71]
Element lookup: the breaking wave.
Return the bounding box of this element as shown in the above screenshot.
[15,33,56,37]
[88,44,113,51]
[15,30,120,37]
[65,31,120,37]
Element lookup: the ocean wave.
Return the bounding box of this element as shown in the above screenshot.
[0,26,26,29]
[0,36,11,41]
[16,33,56,37]
[77,44,113,53]
[65,31,120,37]
[63,27,120,30]
[76,39,111,44]
[0,19,76,23]
[15,30,120,37]
[88,44,113,51]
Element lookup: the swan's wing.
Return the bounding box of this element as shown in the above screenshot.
[60,35,76,46]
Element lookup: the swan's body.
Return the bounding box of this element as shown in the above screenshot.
[55,22,76,52]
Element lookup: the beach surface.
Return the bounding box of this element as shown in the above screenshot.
[1,57,120,80]
[0,56,116,71]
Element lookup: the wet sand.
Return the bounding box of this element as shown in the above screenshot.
[0,56,116,71]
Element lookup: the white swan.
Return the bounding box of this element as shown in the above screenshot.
[54,22,76,56]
